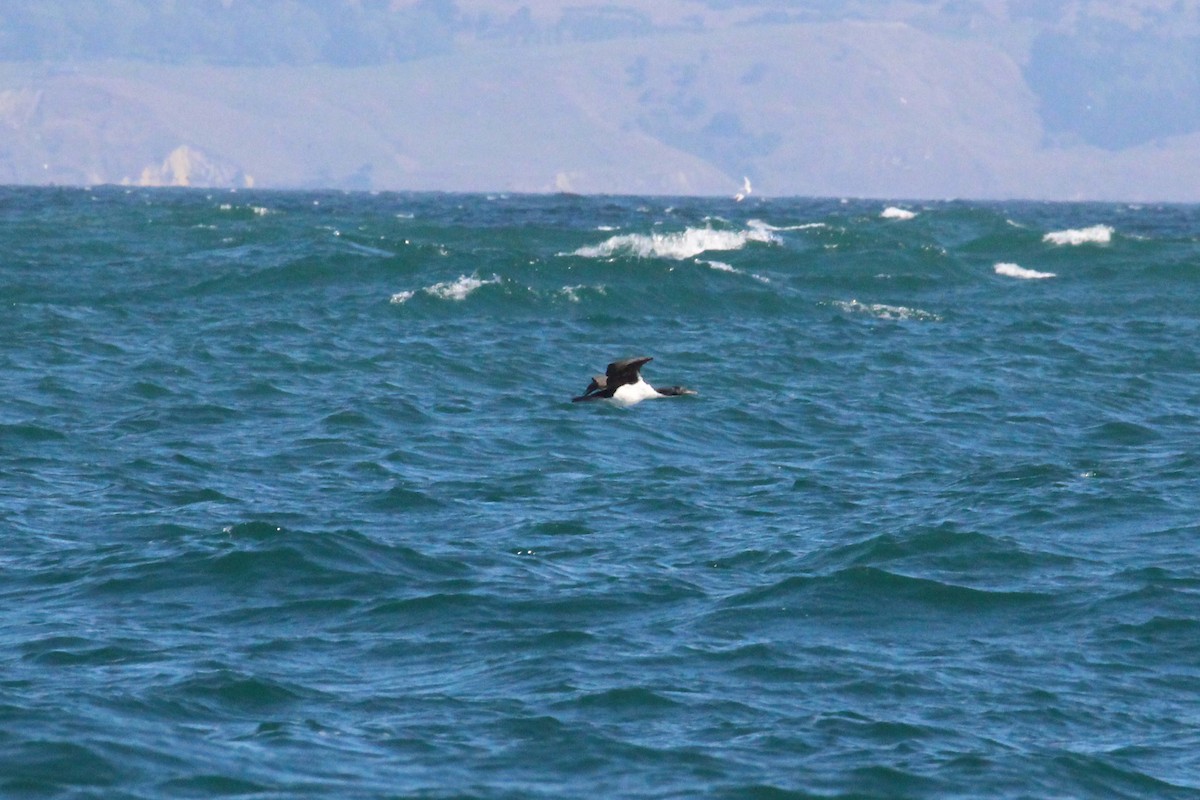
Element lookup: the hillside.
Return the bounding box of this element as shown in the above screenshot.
[2,2,1200,199]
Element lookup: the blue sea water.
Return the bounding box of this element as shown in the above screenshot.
[2,186,1199,799]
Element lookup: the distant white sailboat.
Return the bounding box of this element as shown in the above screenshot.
[734,176,752,202]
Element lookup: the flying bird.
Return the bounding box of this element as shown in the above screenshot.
[571,356,697,407]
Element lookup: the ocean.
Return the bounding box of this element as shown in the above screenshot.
[2,186,1198,799]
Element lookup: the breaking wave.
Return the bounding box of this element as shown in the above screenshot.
[828,299,942,321]
[995,262,1056,280]
[748,219,827,232]
[697,259,771,284]
[390,274,501,304]
[568,224,780,260]
[1043,225,1113,246]
[557,284,606,303]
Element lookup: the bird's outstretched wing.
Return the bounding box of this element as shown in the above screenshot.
[571,374,609,402]
[605,356,652,389]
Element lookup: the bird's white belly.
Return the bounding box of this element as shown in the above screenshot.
[611,378,660,407]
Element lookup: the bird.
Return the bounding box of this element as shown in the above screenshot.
[571,356,697,407]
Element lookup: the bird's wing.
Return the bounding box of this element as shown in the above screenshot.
[605,356,653,388]
[572,374,609,402]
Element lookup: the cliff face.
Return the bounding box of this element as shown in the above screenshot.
[1,16,1198,200]
[131,145,251,188]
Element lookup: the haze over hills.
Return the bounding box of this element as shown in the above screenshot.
[1,0,1199,200]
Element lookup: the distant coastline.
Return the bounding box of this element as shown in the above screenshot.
[1,1,1199,201]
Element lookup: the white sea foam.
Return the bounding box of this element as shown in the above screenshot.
[568,224,780,260]
[217,203,271,216]
[390,274,501,304]
[881,207,917,221]
[748,219,826,232]
[1043,224,1113,245]
[558,284,606,302]
[697,259,771,284]
[830,299,941,322]
[427,275,500,301]
[995,262,1055,280]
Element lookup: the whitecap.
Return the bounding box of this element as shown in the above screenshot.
[217,202,271,216]
[748,219,826,232]
[696,259,771,284]
[881,207,917,220]
[558,284,606,303]
[567,224,780,260]
[426,275,500,301]
[390,274,501,304]
[1043,224,1112,246]
[995,262,1055,280]
[830,299,941,322]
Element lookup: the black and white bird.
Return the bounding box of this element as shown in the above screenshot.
[571,356,697,407]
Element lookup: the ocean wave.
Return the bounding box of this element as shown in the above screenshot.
[1043,224,1113,245]
[557,284,606,302]
[0,421,67,442]
[747,219,827,232]
[337,238,396,258]
[567,224,780,260]
[721,567,1048,614]
[881,207,917,220]
[829,299,942,321]
[697,259,771,283]
[995,262,1056,280]
[13,187,1200,800]
[218,203,271,216]
[390,274,501,304]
